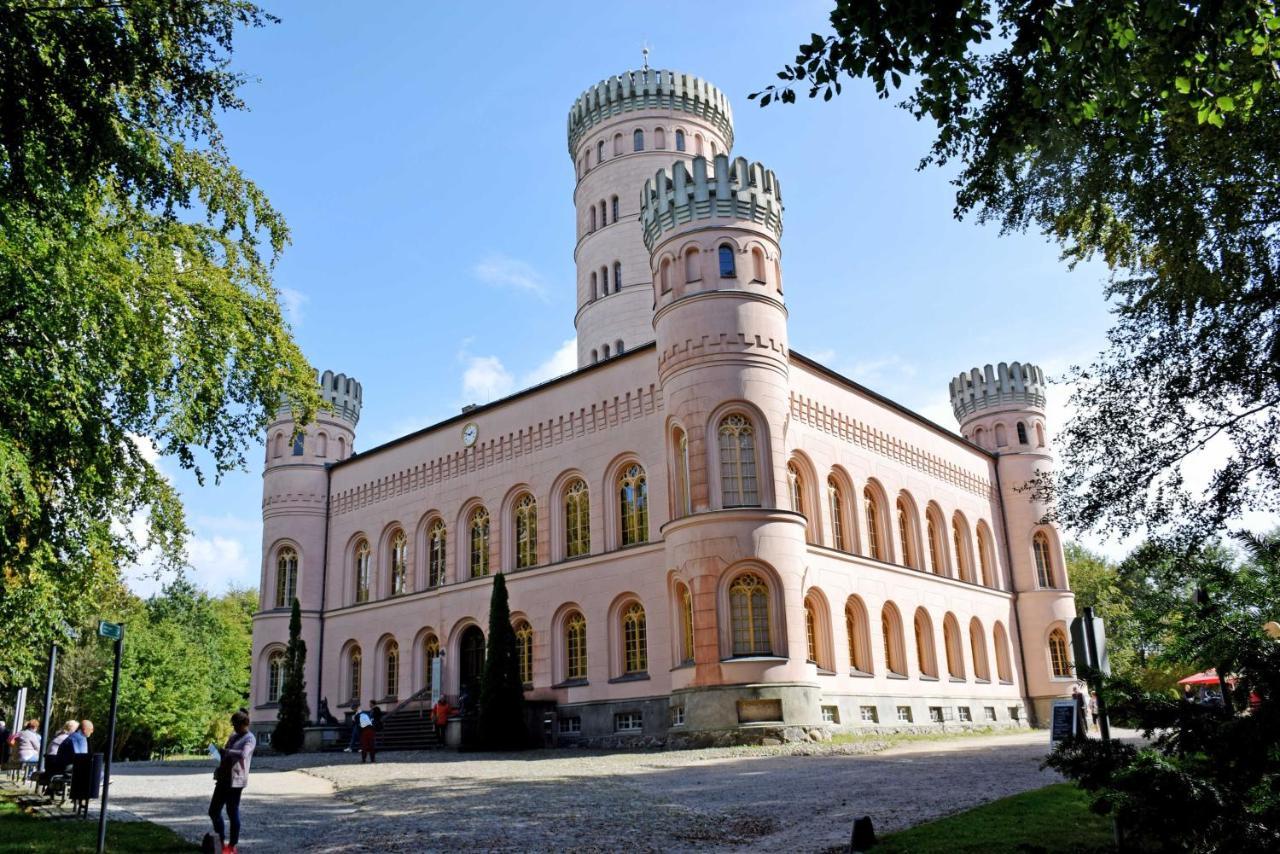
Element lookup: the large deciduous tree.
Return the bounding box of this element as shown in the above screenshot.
[0,1,318,685]
[757,2,1280,543]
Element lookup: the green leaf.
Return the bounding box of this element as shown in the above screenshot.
[1216,96,1235,112]
[1175,77,1191,94]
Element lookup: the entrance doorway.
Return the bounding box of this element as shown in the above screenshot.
[459,625,485,707]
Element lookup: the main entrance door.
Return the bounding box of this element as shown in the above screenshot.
[459,625,485,706]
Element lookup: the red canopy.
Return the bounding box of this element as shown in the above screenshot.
[1178,669,1226,686]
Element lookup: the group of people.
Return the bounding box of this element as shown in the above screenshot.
[2,717,94,777]
[1071,684,1101,736]
[344,703,383,762]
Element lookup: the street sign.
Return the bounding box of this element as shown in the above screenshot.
[97,620,122,640]
[1071,614,1110,676]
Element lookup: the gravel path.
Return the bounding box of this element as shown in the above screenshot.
[109,729,1082,852]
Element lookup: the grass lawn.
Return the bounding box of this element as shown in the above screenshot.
[875,783,1116,853]
[0,789,197,853]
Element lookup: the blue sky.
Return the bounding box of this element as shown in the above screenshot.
[131,0,1122,595]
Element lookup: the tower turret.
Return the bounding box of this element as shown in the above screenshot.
[567,69,734,368]
[950,362,1076,723]
[250,370,361,724]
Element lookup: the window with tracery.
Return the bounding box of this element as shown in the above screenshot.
[953,519,972,582]
[805,599,819,664]
[788,463,804,515]
[897,500,916,568]
[678,583,695,664]
[267,651,285,703]
[514,494,538,569]
[423,634,440,697]
[970,619,990,681]
[566,613,587,680]
[927,515,944,575]
[622,603,648,674]
[384,641,399,698]
[718,415,759,507]
[470,507,490,578]
[977,526,995,587]
[619,464,648,546]
[354,540,370,603]
[672,428,691,517]
[994,622,1013,682]
[1033,532,1056,588]
[564,479,590,558]
[882,605,906,676]
[729,573,771,656]
[348,647,362,704]
[390,531,408,595]
[846,598,872,673]
[428,521,446,587]
[515,622,533,686]
[864,488,884,560]
[915,610,937,677]
[275,547,298,608]
[944,616,964,679]
[1049,628,1072,677]
[828,477,845,550]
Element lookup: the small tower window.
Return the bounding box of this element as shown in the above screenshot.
[718,245,736,278]
[591,349,598,364]
[292,434,304,456]
[613,261,622,292]
[654,127,666,149]
[600,265,608,297]
[633,129,644,151]
[602,343,610,359]
[611,195,619,223]
[613,133,623,155]
[751,247,766,282]
[600,200,607,227]
[684,247,701,282]
[615,339,623,354]
[596,140,604,163]
[1017,422,1029,445]
[590,271,597,300]
[1036,423,1046,447]
[589,207,596,232]
[695,133,704,155]
[675,129,685,151]
[660,258,672,294]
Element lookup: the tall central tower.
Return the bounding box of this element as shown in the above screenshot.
[567,69,733,368]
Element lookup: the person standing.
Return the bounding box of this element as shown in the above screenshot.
[1071,686,1090,737]
[358,707,377,763]
[59,720,95,816]
[208,711,256,854]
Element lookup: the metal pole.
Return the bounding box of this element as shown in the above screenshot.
[97,632,123,854]
[1082,607,1111,745]
[38,643,58,774]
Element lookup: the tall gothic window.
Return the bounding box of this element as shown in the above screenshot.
[514,493,538,569]
[804,598,819,664]
[354,539,370,603]
[428,520,446,587]
[564,479,590,558]
[1033,532,1056,588]
[633,128,644,151]
[926,515,944,576]
[729,573,771,656]
[678,583,695,664]
[622,603,648,674]
[846,597,872,673]
[977,525,995,587]
[611,195,619,222]
[613,261,622,292]
[275,547,298,608]
[787,463,804,515]
[718,415,759,507]
[566,612,587,680]
[864,488,884,560]
[267,651,285,703]
[348,646,362,704]
[718,244,736,277]
[619,464,648,546]
[897,500,916,569]
[953,518,972,582]
[994,622,1013,682]
[673,428,691,517]
[1048,628,1072,677]
[514,621,534,686]
[828,477,845,551]
[384,640,399,699]
[881,604,906,676]
[470,507,490,578]
[943,614,965,679]
[390,530,408,595]
[422,634,440,697]
[1017,422,1030,444]
[914,609,938,678]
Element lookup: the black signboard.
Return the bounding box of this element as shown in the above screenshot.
[1049,700,1077,743]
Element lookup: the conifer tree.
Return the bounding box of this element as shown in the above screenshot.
[272,599,310,754]
[479,573,526,750]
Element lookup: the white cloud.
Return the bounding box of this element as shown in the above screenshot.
[806,347,837,364]
[523,338,577,386]
[471,255,550,301]
[461,354,515,403]
[279,287,309,327]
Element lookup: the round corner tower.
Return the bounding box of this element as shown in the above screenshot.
[250,370,361,721]
[950,362,1076,723]
[642,152,818,735]
[567,68,734,368]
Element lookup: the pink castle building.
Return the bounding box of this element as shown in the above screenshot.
[250,67,1078,745]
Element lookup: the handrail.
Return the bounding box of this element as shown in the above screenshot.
[390,686,433,717]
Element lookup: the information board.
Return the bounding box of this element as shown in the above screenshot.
[1049,699,1077,743]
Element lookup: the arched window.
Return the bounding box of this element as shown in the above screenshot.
[994,622,1013,682]
[943,614,965,679]
[953,517,973,582]
[315,432,327,456]
[673,428,691,517]
[677,582,695,664]
[973,427,986,448]
[694,133,704,155]
[275,547,298,608]
[292,433,304,456]
[1017,422,1029,445]
[864,488,885,560]
[1048,628,1072,677]
[469,507,490,578]
[590,271,597,299]
[718,414,759,507]
[565,612,588,680]
[267,651,285,703]
[787,463,804,514]
[428,520,446,587]
[354,539,370,603]
[337,436,346,459]
[914,609,938,678]
[422,634,440,697]
[995,423,1008,446]
[660,258,672,293]
[711,140,719,157]
[654,127,665,148]
[805,598,819,664]
[613,133,623,155]
[384,640,399,699]
[591,349,599,364]
[881,604,906,676]
[613,261,622,292]
[827,477,845,550]
[514,621,533,686]
[600,200,607,229]
[718,244,736,277]
[390,530,408,595]
[751,247,766,282]
[633,128,644,151]
[846,597,872,674]
[622,603,648,674]
[675,129,685,151]
[619,463,648,546]
[596,140,604,163]
[897,499,917,569]
[729,573,771,656]
[1033,532,1056,588]
[272,432,284,458]
[684,247,701,281]
[970,618,990,681]
[347,646,362,704]
[602,343,611,359]
[513,494,538,569]
[589,207,596,232]
[600,265,608,295]
[611,195,619,223]
[564,479,590,558]
[460,626,485,697]
[926,514,944,575]
[1036,423,1046,446]
[976,524,995,587]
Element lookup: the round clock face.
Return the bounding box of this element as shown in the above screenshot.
[462,423,478,447]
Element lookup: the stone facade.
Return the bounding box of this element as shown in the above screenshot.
[249,68,1078,745]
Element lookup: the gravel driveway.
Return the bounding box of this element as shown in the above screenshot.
[109,730,1074,852]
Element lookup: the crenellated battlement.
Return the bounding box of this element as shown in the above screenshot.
[639,155,783,251]
[949,362,1046,422]
[567,68,734,155]
[280,369,363,425]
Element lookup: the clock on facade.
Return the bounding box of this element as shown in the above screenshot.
[462,422,478,447]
